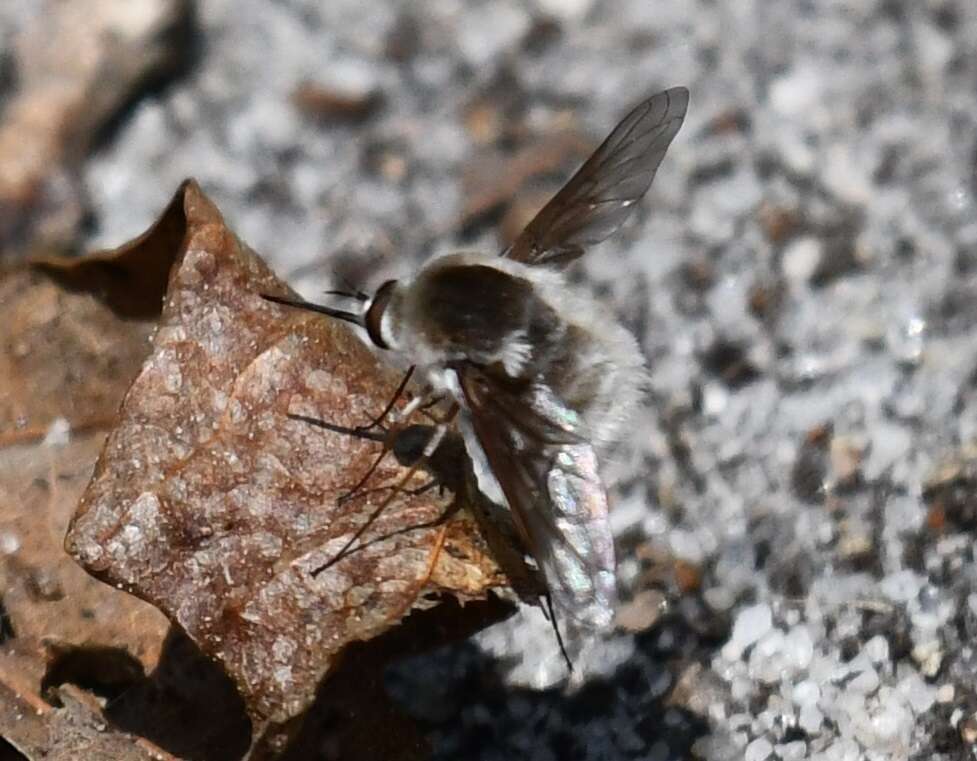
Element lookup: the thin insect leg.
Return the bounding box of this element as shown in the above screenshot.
[311,457,426,577]
[287,413,385,443]
[346,478,439,501]
[358,365,415,431]
[341,388,441,503]
[544,592,574,673]
[290,387,436,506]
[289,403,408,505]
[337,447,391,505]
[311,422,450,577]
[391,478,439,497]
[335,495,463,558]
[289,412,391,504]
[416,395,447,423]
[390,392,426,425]
[430,401,460,425]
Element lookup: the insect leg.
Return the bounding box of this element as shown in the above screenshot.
[311,457,428,576]
[346,477,440,500]
[287,413,392,504]
[310,411,460,576]
[387,387,428,425]
[544,592,574,673]
[319,483,464,562]
[336,448,393,505]
[423,400,459,425]
[339,390,442,502]
[357,365,415,431]
[288,369,427,504]
[418,395,445,413]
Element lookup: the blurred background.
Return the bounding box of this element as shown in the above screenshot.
[2,0,977,759]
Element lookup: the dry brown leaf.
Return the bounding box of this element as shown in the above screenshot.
[0,650,179,761]
[0,179,279,758]
[0,264,161,440]
[292,81,384,125]
[0,434,169,672]
[0,0,193,257]
[65,181,509,726]
[0,231,173,677]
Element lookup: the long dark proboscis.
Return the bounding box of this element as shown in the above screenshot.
[260,293,362,326]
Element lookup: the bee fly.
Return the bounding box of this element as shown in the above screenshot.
[265,87,689,647]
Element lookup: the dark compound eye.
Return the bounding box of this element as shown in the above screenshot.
[365,280,397,349]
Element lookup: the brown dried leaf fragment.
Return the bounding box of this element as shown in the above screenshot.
[65,181,508,725]
[0,259,162,439]
[0,434,169,673]
[0,654,179,761]
[0,235,171,675]
[292,81,384,125]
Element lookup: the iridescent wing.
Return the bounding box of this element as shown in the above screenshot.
[456,363,616,630]
[502,86,689,269]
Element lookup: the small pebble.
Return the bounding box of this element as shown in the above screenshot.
[744,737,773,761]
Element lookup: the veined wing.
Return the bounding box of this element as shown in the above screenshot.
[456,363,616,630]
[503,86,688,269]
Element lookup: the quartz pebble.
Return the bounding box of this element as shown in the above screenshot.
[744,737,773,761]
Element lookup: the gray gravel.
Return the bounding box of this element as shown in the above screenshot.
[20,0,977,758]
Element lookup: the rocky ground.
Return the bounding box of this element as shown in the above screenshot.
[3,0,977,759]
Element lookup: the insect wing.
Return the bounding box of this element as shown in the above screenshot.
[503,86,689,269]
[457,364,616,629]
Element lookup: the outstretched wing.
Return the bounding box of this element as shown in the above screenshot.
[456,363,617,630]
[503,86,689,269]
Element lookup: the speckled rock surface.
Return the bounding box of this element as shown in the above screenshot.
[10,0,977,758]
